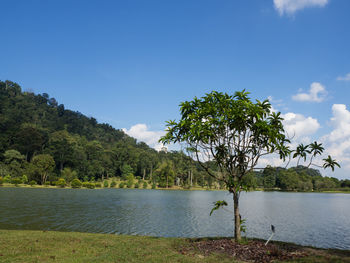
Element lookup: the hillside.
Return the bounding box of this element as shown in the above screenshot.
[0,80,349,191]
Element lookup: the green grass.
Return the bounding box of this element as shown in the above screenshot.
[0,230,233,263]
[0,230,349,263]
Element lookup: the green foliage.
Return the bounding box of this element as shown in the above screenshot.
[143,181,148,189]
[22,175,28,184]
[31,154,55,185]
[0,80,243,191]
[82,182,95,189]
[210,200,228,216]
[121,164,134,180]
[241,172,257,190]
[119,182,125,188]
[94,182,102,188]
[3,175,11,183]
[57,178,66,188]
[29,180,36,186]
[240,218,247,234]
[11,178,22,186]
[44,181,51,186]
[3,150,25,178]
[71,178,82,188]
[61,168,77,183]
[160,90,339,241]
[127,174,134,188]
[103,181,109,188]
[152,183,156,189]
[0,177,3,185]
[134,183,139,188]
[156,161,175,188]
[110,181,117,188]
[160,90,290,191]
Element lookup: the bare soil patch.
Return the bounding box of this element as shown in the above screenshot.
[180,238,309,262]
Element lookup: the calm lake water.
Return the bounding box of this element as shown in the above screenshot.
[0,188,349,250]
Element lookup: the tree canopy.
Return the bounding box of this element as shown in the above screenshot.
[161,90,340,241]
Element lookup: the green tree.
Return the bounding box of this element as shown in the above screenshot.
[31,154,55,184]
[48,130,76,171]
[323,155,341,171]
[3,149,26,177]
[126,174,134,188]
[293,144,309,166]
[155,161,175,188]
[13,125,46,161]
[121,164,134,180]
[61,167,77,183]
[160,90,339,241]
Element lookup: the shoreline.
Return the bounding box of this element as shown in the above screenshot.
[0,183,349,194]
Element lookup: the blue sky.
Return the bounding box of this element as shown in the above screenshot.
[1,0,350,178]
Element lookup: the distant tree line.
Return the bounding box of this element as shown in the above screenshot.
[253,165,350,191]
[0,80,348,191]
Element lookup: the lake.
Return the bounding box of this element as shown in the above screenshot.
[0,188,349,250]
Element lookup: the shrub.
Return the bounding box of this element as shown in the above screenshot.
[143,181,148,189]
[95,182,102,188]
[152,183,156,189]
[88,183,95,189]
[110,181,117,188]
[57,178,66,188]
[127,174,134,188]
[0,177,3,185]
[29,180,37,186]
[71,179,82,188]
[82,182,95,189]
[134,183,139,189]
[119,182,125,188]
[61,168,77,183]
[22,175,28,184]
[11,178,22,186]
[44,181,51,186]
[3,175,11,183]
[103,181,109,188]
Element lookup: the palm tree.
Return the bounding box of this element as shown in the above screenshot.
[307,141,324,167]
[323,155,341,171]
[293,144,310,166]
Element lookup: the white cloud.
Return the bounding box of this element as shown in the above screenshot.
[337,73,350,81]
[292,82,327,103]
[122,124,165,151]
[274,0,328,15]
[320,104,350,174]
[282,112,320,139]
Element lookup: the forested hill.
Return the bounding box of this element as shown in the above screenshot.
[1,80,349,191]
[0,80,199,185]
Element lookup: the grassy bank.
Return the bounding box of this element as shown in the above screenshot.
[0,230,349,263]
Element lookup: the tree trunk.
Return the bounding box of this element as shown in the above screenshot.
[233,192,241,241]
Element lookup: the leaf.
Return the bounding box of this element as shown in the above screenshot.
[210,200,228,216]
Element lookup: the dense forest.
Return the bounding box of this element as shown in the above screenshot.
[0,80,349,191]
